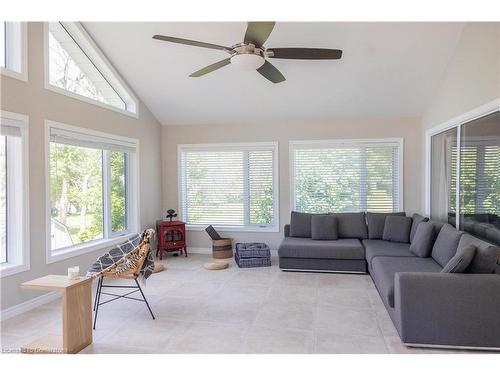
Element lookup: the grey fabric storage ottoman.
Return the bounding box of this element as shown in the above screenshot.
[235,242,271,268]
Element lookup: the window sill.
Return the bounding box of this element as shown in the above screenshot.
[44,84,139,119]
[1,67,28,82]
[0,263,30,278]
[186,224,279,233]
[47,234,132,264]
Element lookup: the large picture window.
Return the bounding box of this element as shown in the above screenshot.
[47,122,138,261]
[46,22,138,116]
[291,139,403,213]
[179,143,278,231]
[428,108,500,245]
[1,111,29,277]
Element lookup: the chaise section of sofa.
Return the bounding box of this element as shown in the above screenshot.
[395,272,500,349]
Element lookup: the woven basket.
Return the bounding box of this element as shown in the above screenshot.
[212,238,233,259]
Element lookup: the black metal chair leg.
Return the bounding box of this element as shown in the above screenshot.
[134,278,155,320]
[93,277,102,311]
[93,276,103,329]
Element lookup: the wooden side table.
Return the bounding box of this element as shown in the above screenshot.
[156,220,187,259]
[21,275,93,354]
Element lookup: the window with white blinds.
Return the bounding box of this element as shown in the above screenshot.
[448,139,500,214]
[179,143,278,230]
[291,139,403,213]
[1,112,29,277]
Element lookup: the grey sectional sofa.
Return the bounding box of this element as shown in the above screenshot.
[278,212,500,350]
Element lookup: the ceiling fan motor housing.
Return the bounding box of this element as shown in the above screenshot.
[230,43,266,70]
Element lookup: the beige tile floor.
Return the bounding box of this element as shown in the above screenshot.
[0,254,477,354]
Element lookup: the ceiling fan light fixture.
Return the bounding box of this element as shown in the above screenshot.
[230,53,265,70]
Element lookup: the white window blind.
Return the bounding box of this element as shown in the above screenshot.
[49,126,137,153]
[1,22,26,78]
[179,143,277,229]
[449,139,500,214]
[1,112,29,277]
[292,140,402,213]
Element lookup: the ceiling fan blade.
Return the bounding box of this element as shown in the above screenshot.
[256,60,285,84]
[153,35,232,53]
[189,58,231,77]
[268,48,343,60]
[244,22,275,47]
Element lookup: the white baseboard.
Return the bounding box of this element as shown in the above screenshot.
[187,247,211,254]
[187,247,278,256]
[0,292,60,321]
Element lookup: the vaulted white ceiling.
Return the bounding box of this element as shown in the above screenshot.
[83,22,464,125]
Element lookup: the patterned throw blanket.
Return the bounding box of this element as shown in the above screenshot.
[87,230,155,282]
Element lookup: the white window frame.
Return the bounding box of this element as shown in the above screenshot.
[290,138,404,213]
[178,142,280,233]
[43,22,139,118]
[45,120,140,264]
[425,98,500,228]
[1,22,28,82]
[0,111,30,278]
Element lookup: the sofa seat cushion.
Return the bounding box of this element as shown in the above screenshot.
[278,238,365,260]
[371,256,442,308]
[362,240,413,268]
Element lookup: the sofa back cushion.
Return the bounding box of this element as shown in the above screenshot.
[382,216,413,243]
[409,221,435,257]
[289,211,312,238]
[441,244,476,273]
[428,220,445,234]
[458,233,500,274]
[366,212,406,240]
[410,214,429,243]
[333,212,368,239]
[311,215,338,240]
[431,224,463,267]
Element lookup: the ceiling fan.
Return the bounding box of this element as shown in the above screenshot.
[152,22,342,84]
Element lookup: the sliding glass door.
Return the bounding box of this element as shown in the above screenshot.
[429,110,500,245]
[459,112,500,244]
[430,127,457,225]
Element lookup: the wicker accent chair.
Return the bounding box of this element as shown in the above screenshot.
[91,229,156,329]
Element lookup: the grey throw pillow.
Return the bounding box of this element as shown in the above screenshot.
[289,211,312,238]
[410,214,429,243]
[466,245,499,274]
[431,224,463,267]
[441,245,476,273]
[409,221,435,257]
[366,212,406,240]
[311,215,338,240]
[382,216,413,243]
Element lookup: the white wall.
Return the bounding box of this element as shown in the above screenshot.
[422,22,500,129]
[162,118,422,251]
[0,22,163,310]
[421,22,500,209]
